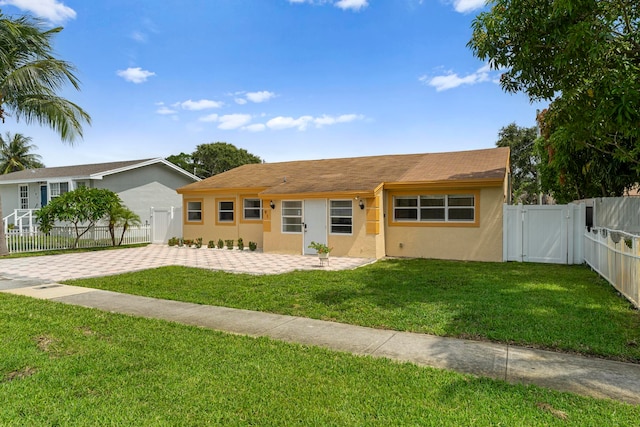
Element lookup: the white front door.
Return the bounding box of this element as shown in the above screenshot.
[303,199,327,254]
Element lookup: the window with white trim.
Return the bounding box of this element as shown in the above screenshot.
[282,201,302,233]
[50,182,69,199]
[330,200,352,234]
[243,198,262,220]
[218,201,234,222]
[393,194,475,222]
[19,185,28,209]
[186,201,202,222]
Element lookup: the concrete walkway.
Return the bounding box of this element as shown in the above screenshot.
[1,245,639,405]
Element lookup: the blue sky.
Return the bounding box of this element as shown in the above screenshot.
[1,0,542,167]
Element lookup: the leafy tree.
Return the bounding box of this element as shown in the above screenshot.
[166,152,194,175]
[535,109,638,203]
[191,142,261,178]
[36,187,122,249]
[495,123,539,204]
[106,205,142,246]
[0,132,44,173]
[0,13,90,255]
[469,0,640,197]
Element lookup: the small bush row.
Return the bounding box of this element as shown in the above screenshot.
[168,237,257,251]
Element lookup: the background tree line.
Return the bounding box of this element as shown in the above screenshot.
[166,142,262,179]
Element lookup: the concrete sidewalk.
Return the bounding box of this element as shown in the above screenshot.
[3,282,640,405]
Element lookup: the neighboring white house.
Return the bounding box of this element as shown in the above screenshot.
[0,158,200,231]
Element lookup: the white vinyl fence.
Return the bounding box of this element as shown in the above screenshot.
[584,227,640,309]
[6,225,151,254]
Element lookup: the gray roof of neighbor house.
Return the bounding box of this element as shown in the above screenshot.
[177,147,510,196]
[0,158,200,184]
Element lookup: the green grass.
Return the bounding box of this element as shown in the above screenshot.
[66,258,640,362]
[1,294,638,426]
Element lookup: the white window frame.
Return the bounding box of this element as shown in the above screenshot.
[186,201,202,222]
[329,200,353,235]
[49,182,69,199]
[393,194,475,223]
[19,185,29,209]
[282,200,303,234]
[243,198,262,220]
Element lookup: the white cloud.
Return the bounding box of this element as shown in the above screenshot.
[421,64,493,91]
[244,123,266,132]
[0,0,76,23]
[217,114,253,130]
[235,98,248,105]
[313,114,364,127]
[156,106,177,115]
[452,0,485,13]
[131,31,147,43]
[266,116,314,131]
[180,99,223,110]
[245,91,276,103]
[116,67,155,84]
[287,0,368,11]
[334,0,368,11]
[199,113,219,123]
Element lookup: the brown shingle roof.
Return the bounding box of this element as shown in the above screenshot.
[178,147,509,196]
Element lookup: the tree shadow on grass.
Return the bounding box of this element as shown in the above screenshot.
[311,258,640,361]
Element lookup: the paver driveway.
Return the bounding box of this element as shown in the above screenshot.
[0,245,375,283]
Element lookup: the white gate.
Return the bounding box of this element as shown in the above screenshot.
[503,204,585,264]
[150,207,181,244]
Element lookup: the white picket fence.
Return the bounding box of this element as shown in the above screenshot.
[6,225,151,254]
[584,227,640,309]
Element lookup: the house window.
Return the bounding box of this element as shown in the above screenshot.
[218,200,234,222]
[243,198,262,220]
[19,185,28,209]
[50,182,69,199]
[186,201,202,222]
[330,200,352,234]
[282,201,303,233]
[393,194,475,223]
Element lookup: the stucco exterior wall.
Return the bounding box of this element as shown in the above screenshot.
[384,186,505,262]
[96,163,192,224]
[263,200,304,254]
[181,194,263,247]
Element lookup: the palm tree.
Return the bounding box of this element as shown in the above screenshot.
[0,13,91,255]
[107,205,142,246]
[0,132,44,174]
[0,13,91,141]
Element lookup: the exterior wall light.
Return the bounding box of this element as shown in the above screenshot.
[270,200,275,209]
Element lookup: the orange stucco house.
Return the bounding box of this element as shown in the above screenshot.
[176,147,510,261]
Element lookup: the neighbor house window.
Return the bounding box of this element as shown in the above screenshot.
[393,194,475,223]
[218,200,234,223]
[243,198,262,220]
[282,201,303,233]
[19,185,28,209]
[186,201,202,222]
[50,182,69,199]
[330,200,352,234]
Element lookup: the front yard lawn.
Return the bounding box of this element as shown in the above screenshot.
[65,258,640,362]
[2,294,638,425]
